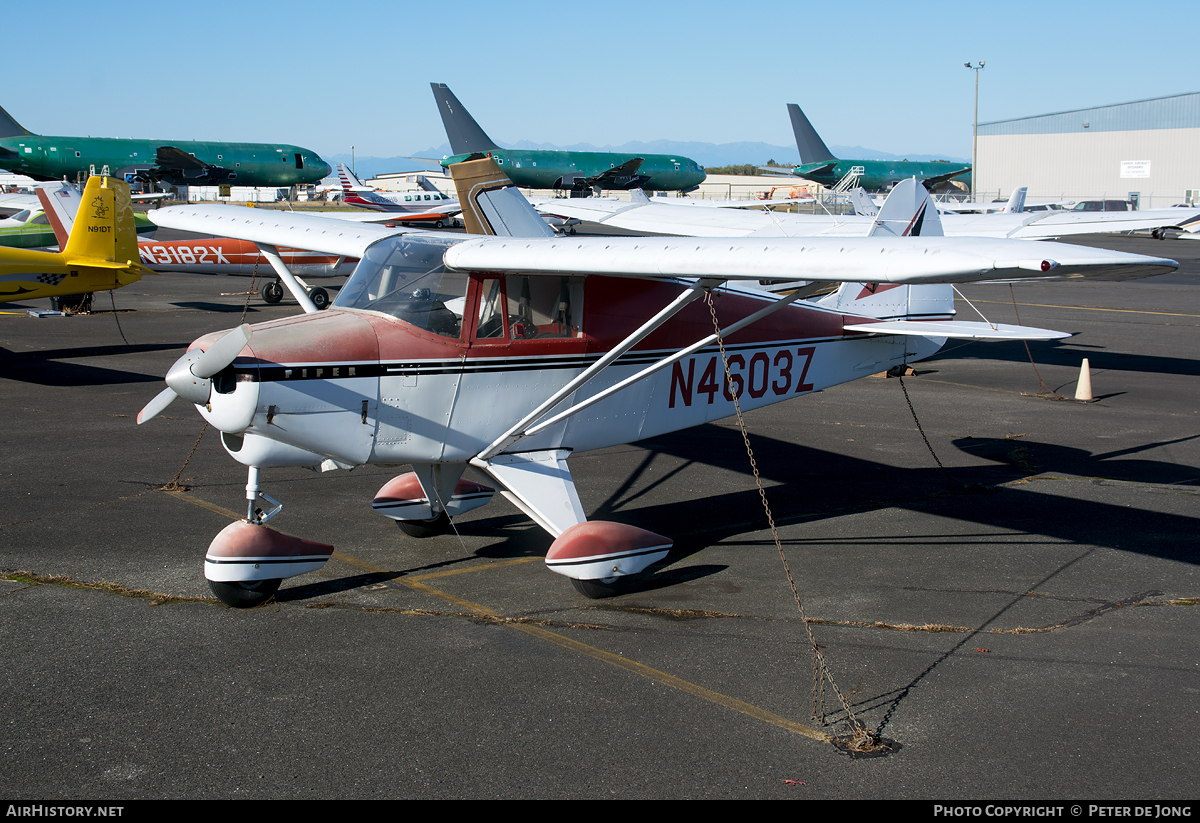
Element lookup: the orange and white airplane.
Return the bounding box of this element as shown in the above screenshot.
[36,179,386,310]
[138,160,1176,607]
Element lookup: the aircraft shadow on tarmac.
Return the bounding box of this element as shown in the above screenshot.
[0,342,187,386]
[924,338,1200,379]
[283,421,1198,606]
[583,424,1200,588]
[170,301,267,313]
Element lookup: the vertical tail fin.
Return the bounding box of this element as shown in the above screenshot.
[337,163,368,193]
[431,83,500,155]
[448,157,555,238]
[35,181,83,249]
[849,187,878,217]
[787,103,837,165]
[818,178,952,319]
[63,176,143,268]
[0,104,32,138]
[867,177,943,237]
[1002,187,1027,214]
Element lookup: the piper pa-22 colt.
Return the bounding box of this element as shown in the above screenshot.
[0,176,153,308]
[139,160,1176,607]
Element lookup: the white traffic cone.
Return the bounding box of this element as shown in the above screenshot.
[1074,358,1093,402]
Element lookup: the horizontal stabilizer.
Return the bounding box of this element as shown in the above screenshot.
[844,319,1070,340]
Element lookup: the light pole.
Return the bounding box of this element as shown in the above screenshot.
[965,61,984,200]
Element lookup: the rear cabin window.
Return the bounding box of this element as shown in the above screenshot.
[475,275,584,341]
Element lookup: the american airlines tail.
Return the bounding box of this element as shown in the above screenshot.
[336,163,369,194]
[787,103,838,165]
[431,83,501,155]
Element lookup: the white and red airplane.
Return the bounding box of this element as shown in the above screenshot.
[335,163,462,226]
[138,160,1177,607]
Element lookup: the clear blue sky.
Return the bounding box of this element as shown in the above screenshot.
[6,0,1196,161]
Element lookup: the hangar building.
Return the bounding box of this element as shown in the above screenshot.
[977,90,1200,209]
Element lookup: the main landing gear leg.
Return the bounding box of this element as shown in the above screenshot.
[204,467,333,608]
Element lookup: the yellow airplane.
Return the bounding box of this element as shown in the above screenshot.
[0,175,154,310]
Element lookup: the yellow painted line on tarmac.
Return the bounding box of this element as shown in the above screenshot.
[161,487,829,741]
[412,556,542,580]
[963,299,1200,318]
[163,489,242,520]
[507,620,832,742]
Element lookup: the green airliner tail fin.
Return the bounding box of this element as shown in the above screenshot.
[0,104,32,138]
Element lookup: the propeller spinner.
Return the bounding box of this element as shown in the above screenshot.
[138,325,252,424]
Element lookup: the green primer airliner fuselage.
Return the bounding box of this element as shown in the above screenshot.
[441,150,706,193]
[0,135,331,188]
[793,159,972,192]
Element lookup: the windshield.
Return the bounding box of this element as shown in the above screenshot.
[334,235,468,338]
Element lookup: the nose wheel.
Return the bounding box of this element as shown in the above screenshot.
[261,280,284,304]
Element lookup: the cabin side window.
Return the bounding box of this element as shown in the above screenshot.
[473,275,584,341]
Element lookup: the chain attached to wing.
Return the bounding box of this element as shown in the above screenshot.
[704,290,886,754]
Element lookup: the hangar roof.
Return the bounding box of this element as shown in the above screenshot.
[979,90,1200,136]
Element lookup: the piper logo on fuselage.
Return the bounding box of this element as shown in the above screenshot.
[669,346,815,408]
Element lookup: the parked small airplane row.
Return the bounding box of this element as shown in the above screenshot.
[130,158,1175,607]
[532,184,1200,240]
[0,176,153,308]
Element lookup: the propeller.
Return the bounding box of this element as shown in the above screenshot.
[137,324,251,424]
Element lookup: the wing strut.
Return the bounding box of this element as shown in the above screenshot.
[473,277,725,462]
[474,284,809,461]
[256,243,319,313]
[521,288,811,440]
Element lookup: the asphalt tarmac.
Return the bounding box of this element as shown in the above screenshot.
[1,231,1197,800]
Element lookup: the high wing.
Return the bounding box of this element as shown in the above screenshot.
[443,234,1174,285]
[447,160,1173,284]
[533,196,847,236]
[0,192,40,211]
[993,207,1200,239]
[528,184,1200,241]
[147,203,423,258]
